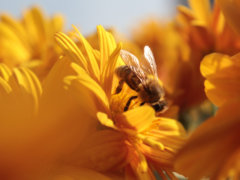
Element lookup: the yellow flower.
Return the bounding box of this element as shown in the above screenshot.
[0,6,64,79]
[54,25,187,179]
[175,53,240,179]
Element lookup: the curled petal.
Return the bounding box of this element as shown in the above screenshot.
[201,53,240,106]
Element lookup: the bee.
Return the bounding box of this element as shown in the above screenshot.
[115,46,167,112]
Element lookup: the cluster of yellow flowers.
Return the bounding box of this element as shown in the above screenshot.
[0,0,239,179]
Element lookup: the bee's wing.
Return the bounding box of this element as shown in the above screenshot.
[140,46,158,79]
[120,49,146,82]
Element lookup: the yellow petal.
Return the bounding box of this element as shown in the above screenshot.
[1,14,29,46]
[0,65,42,117]
[0,65,41,121]
[102,43,122,98]
[0,64,42,119]
[115,106,155,132]
[55,32,88,71]
[0,63,12,80]
[72,25,100,81]
[0,77,12,94]
[97,112,117,129]
[0,19,30,64]
[137,134,165,151]
[177,5,195,22]
[50,14,64,34]
[12,67,42,110]
[23,7,46,46]
[65,62,109,112]
[0,6,64,72]
[188,0,211,25]
[97,25,117,73]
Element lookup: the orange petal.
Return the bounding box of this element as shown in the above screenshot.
[39,166,112,180]
[65,130,128,173]
[201,53,233,78]
[140,118,186,166]
[201,53,240,106]
[0,65,44,178]
[175,102,240,179]
[34,57,96,171]
[218,0,240,34]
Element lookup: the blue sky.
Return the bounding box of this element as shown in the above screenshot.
[0,0,183,35]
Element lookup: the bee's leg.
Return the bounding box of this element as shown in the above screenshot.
[124,96,138,111]
[115,79,124,94]
[140,102,145,106]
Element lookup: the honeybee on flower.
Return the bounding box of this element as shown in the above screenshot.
[115,46,167,112]
[54,25,186,180]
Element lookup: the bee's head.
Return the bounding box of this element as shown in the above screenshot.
[152,100,168,112]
